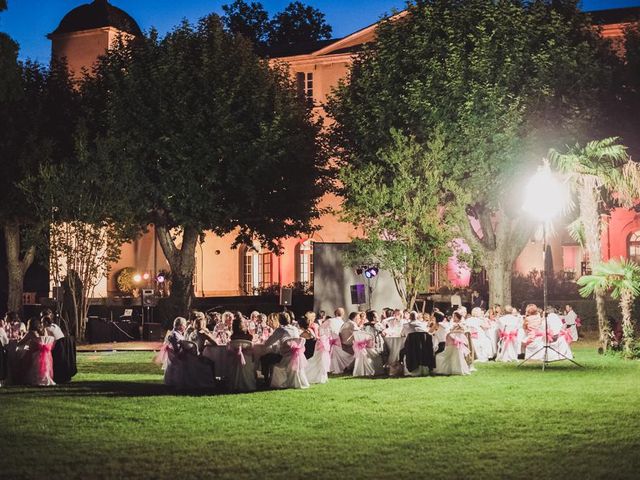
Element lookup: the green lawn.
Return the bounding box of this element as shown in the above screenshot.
[1,344,639,480]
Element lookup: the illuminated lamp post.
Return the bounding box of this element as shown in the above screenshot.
[521,160,581,369]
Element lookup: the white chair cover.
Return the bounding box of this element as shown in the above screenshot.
[352,331,384,377]
[433,332,472,376]
[523,329,547,361]
[496,328,521,362]
[550,328,574,360]
[227,340,257,392]
[271,338,310,389]
[328,333,354,374]
[306,335,330,384]
[468,327,493,362]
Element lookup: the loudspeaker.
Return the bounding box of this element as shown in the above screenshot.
[142,289,157,307]
[350,284,366,305]
[143,323,163,341]
[279,287,293,306]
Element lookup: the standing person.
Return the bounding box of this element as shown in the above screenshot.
[450,290,462,310]
[322,308,345,335]
[362,310,386,354]
[563,305,579,341]
[41,311,65,341]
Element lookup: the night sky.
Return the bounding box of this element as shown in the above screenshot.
[2,0,640,63]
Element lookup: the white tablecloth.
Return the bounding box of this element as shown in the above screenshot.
[384,336,405,365]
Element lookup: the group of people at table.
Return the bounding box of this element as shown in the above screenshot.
[0,310,76,387]
[156,303,581,391]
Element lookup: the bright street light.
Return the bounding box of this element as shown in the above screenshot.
[522,160,567,222]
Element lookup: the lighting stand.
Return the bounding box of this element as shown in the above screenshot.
[519,223,583,370]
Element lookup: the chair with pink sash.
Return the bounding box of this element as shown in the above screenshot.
[328,333,354,374]
[305,335,330,384]
[467,327,492,362]
[496,328,521,362]
[227,340,256,392]
[550,328,574,360]
[271,338,310,389]
[433,331,472,375]
[352,330,384,377]
[28,336,56,386]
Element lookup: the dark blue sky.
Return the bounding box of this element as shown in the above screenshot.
[2,0,639,63]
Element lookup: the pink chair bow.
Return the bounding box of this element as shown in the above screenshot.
[353,339,370,357]
[470,331,479,339]
[546,329,555,343]
[289,342,307,371]
[575,318,582,327]
[499,330,518,349]
[37,342,54,380]
[451,336,470,356]
[328,336,341,352]
[558,329,573,344]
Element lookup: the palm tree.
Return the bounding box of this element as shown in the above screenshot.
[577,258,640,357]
[549,137,640,352]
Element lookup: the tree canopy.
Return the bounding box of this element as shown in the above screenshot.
[221,0,332,51]
[327,0,618,305]
[86,14,329,316]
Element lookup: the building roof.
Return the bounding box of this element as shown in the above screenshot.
[588,6,640,25]
[266,38,343,58]
[49,0,142,37]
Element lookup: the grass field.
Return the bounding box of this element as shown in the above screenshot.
[1,343,639,480]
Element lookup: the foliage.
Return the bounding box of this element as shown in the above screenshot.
[578,258,640,358]
[3,347,640,478]
[87,15,329,317]
[267,1,332,47]
[222,0,271,49]
[340,129,465,308]
[549,137,640,352]
[221,1,332,51]
[116,267,137,295]
[511,269,581,306]
[327,0,618,307]
[25,128,142,339]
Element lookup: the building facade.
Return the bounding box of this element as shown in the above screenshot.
[49,1,640,299]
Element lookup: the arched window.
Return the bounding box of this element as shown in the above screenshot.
[296,240,314,287]
[241,244,273,295]
[628,231,640,263]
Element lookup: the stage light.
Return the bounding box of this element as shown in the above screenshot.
[143,272,150,281]
[363,266,379,279]
[133,273,142,283]
[156,275,165,284]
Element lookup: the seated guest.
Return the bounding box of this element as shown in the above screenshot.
[305,311,319,337]
[402,311,429,336]
[5,312,26,341]
[298,316,316,359]
[0,318,8,386]
[206,311,221,331]
[247,311,261,337]
[322,308,345,335]
[261,313,300,385]
[0,317,8,347]
[339,312,360,355]
[230,316,253,342]
[190,314,218,352]
[213,311,234,344]
[362,310,386,355]
[17,317,56,386]
[429,312,447,355]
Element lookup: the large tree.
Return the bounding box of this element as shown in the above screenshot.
[0,60,77,313]
[222,0,271,50]
[327,0,617,306]
[88,16,328,318]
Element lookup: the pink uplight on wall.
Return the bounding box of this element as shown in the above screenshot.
[447,238,471,287]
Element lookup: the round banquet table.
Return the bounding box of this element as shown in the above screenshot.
[202,343,269,379]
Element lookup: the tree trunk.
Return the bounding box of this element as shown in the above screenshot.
[3,221,36,314]
[620,290,635,358]
[461,208,532,309]
[578,185,610,351]
[156,225,199,320]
